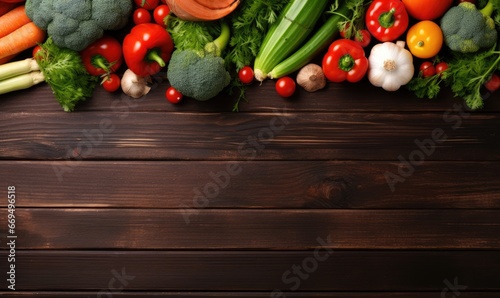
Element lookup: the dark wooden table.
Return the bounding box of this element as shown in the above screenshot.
[0,72,499,297]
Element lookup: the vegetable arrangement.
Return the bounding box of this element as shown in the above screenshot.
[0,0,499,112]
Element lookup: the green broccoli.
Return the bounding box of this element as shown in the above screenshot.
[25,0,132,51]
[440,0,498,53]
[167,22,231,101]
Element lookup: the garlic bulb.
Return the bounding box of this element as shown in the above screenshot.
[368,41,414,91]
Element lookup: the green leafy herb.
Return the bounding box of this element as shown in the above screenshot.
[407,73,447,100]
[227,0,290,71]
[445,46,500,110]
[167,16,222,55]
[36,37,98,112]
[407,45,500,110]
[333,0,370,40]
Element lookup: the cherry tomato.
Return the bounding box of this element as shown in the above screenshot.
[275,77,296,98]
[340,24,371,48]
[419,61,436,78]
[154,4,170,26]
[339,22,354,38]
[102,73,121,93]
[32,45,42,59]
[354,29,371,48]
[166,86,183,104]
[435,62,449,75]
[484,73,500,93]
[133,8,151,24]
[406,20,443,59]
[134,0,160,10]
[238,66,254,85]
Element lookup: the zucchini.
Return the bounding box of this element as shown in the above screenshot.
[268,4,351,79]
[253,0,328,81]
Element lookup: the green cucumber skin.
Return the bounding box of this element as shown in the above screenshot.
[269,5,351,79]
[254,0,329,79]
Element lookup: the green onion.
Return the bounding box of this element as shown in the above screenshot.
[0,71,45,94]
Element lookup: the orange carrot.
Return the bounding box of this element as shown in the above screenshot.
[0,3,19,17]
[0,5,31,39]
[0,22,46,60]
[0,54,17,65]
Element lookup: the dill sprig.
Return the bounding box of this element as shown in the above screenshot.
[36,37,97,112]
[227,0,290,71]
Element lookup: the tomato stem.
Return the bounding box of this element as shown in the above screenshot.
[91,55,111,72]
[378,8,396,29]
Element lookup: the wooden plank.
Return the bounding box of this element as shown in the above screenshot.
[1,292,499,297]
[2,209,500,249]
[1,78,499,113]
[0,112,497,161]
[0,251,499,291]
[1,161,499,209]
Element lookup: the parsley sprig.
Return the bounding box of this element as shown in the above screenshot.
[408,45,500,110]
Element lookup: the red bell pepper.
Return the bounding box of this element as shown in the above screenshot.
[365,0,409,42]
[322,39,368,83]
[81,36,123,77]
[123,23,173,77]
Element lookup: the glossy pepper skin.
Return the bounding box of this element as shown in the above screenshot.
[322,39,368,83]
[365,0,409,42]
[81,36,123,77]
[123,23,174,76]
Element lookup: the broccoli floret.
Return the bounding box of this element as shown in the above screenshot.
[167,50,231,101]
[25,0,132,51]
[440,0,498,53]
[167,22,231,101]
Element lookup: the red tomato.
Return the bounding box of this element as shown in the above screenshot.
[166,86,183,104]
[484,74,500,93]
[238,66,254,85]
[402,0,453,20]
[419,61,436,78]
[435,62,449,75]
[354,29,371,48]
[340,24,371,48]
[102,73,121,92]
[133,8,151,24]
[154,4,170,26]
[134,0,159,10]
[275,77,296,98]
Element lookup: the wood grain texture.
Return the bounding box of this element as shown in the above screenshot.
[0,111,497,160]
[1,292,500,297]
[1,161,499,209]
[2,208,499,249]
[1,79,499,113]
[0,251,499,291]
[1,46,499,296]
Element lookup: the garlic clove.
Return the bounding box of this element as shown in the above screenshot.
[121,69,153,99]
[296,63,326,92]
